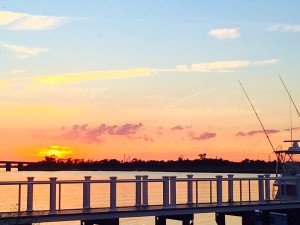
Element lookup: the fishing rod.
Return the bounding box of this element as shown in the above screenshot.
[279,75,300,117]
[239,81,276,153]
[239,81,282,176]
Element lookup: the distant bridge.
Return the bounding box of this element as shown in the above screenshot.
[0,174,300,224]
[0,161,35,171]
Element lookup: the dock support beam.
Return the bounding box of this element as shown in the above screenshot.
[142,175,149,206]
[241,211,255,225]
[227,174,234,202]
[216,175,223,206]
[18,163,24,171]
[215,213,225,225]
[155,214,194,225]
[187,174,193,204]
[83,176,91,210]
[260,211,270,225]
[135,175,142,207]
[287,209,300,225]
[26,177,34,212]
[6,162,11,171]
[258,175,265,204]
[49,177,57,214]
[109,176,117,211]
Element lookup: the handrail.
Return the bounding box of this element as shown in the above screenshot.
[0,174,298,216]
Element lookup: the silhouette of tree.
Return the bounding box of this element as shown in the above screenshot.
[198,153,207,160]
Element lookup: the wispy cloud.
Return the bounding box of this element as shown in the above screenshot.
[33,68,151,84]
[2,59,277,85]
[284,127,300,131]
[0,10,65,30]
[168,90,213,108]
[236,129,280,137]
[189,132,216,141]
[268,24,300,32]
[1,41,48,57]
[208,28,240,39]
[158,59,278,73]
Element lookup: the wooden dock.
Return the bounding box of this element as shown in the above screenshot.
[0,175,300,224]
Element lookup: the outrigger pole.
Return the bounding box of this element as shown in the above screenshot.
[239,81,276,153]
[239,81,280,176]
[279,75,300,118]
[279,75,300,142]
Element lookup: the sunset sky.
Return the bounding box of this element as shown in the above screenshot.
[1,1,300,162]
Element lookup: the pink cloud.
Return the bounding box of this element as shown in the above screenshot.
[236,129,280,137]
[171,125,184,131]
[284,127,300,131]
[60,123,143,143]
[189,132,216,141]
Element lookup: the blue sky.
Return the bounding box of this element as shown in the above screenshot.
[0,1,300,161]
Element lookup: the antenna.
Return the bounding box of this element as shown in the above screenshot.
[279,75,300,117]
[239,81,276,153]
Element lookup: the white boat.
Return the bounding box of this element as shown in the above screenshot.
[255,140,300,225]
[273,140,300,200]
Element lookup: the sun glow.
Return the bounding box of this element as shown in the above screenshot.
[38,145,73,159]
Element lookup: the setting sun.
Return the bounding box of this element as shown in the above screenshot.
[38,146,73,159]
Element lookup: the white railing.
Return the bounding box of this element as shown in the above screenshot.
[0,174,299,214]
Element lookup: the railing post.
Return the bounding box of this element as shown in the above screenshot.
[187,174,193,204]
[162,176,169,208]
[296,175,300,201]
[264,174,271,201]
[26,177,34,212]
[228,174,234,202]
[83,176,91,210]
[142,175,149,206]
[216,176,223,206]
[110,176,117,211]
[170,176,177,207]
[49,177,57,214]
[258,175,265,204]
[135,175,142,207]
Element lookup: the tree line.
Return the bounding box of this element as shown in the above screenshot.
[24,155,278,173]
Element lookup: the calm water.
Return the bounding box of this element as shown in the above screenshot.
[0,169,264,225]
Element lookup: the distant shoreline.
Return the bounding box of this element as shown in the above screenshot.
[24,157,278,174]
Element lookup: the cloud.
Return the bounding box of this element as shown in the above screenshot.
[208,28,240,39]
[127,134,154,142]
[189,132,216,141]
[1,41,48,57]
[236,129,280,137]
[61,123,143,143]
[268,24,300,32]
[33,68,151,84]
[157,59,278,73]
[1,59,277,85]
[168,90,213,108]
[143,134,154,142]
[171,125,184,131]
[284,127,300,131]
[0,10,65,30]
